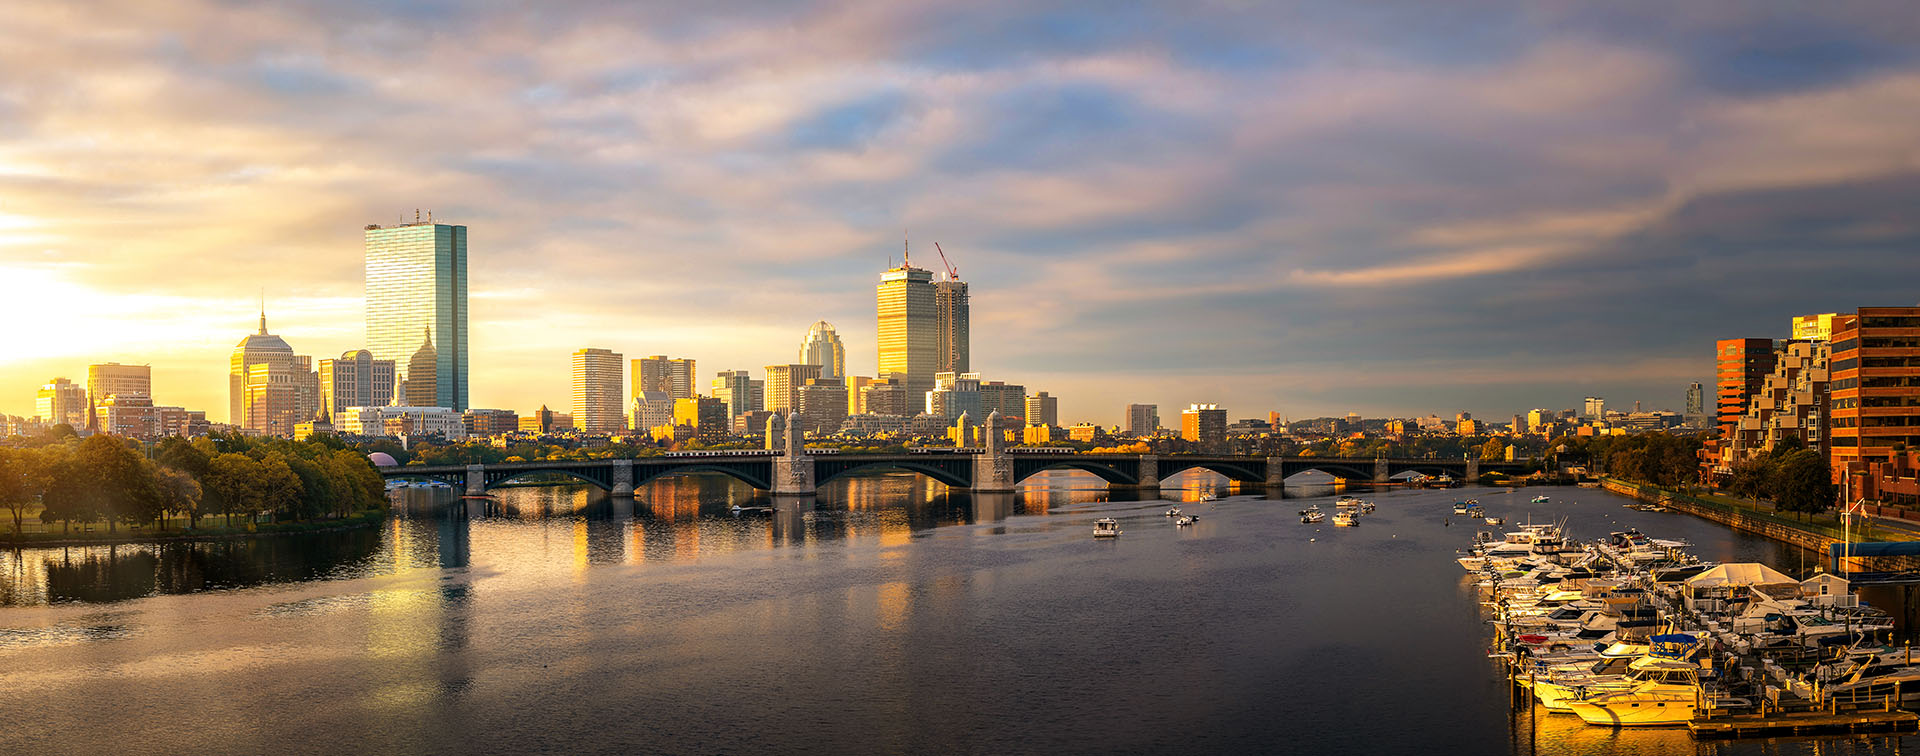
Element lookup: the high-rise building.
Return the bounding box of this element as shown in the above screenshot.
[319,350,396,423]
[927,371,983,419]
[630,392,675,433]
[229,311,317,435]
[87,363,151,406]
[1582,397,1604,419]
[1526,408,1551,433]
[1181,404,1226,447]
[1793,313,1839,342]
[979,380,1026,421]
[877,258,938,401]
[400,328,440,407]
[1126,404,1159,437]
[710,370,763,418]
[1716,338,1777,434]
[1830,308,1920,478]
[935,278,969,374]
[764,363,822,414]
[673,396,730,439]
[796,378,849,436]
[462,408,519,437]
[571,348,625,435]
[36,378,88,428]
[633,355,696,399]
[1718,340,1830,467]
[365,220,468,410]
[1025,392,1059,427]
[845,375,874,415]
[1684,382,1705,424]
[860,377,910,417]
[798,322,847,381]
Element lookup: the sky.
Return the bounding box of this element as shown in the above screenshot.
[3,0,1920,426]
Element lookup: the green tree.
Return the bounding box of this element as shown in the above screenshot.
[151,466,202,531]
[1478,438,1506,462]
[254,453,304,520]
[1772,449,1838,517]
[75,435,157,532]
[38,447,92,533]
[206,453,262,526]
[1727,456,1773,500]
[0,448,46,535]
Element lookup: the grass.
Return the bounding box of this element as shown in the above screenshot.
[0,509,388,546]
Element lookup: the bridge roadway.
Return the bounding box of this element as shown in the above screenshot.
[382,451,1529,499]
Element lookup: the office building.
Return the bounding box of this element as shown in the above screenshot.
[845,375,874,415]
[1025,392,1058,427]
[764,363,822,414]
[877,258,938,401]
[735,410,775,438]
[1126,404,1159,437]
[337,406,467,440]
[462,408,519,437]
[519,405,571,435]
[1716,338,1778,434]
[319,350,396,424]
[797,377,849,436]
[1793,313,1839,342]
[633,355,696,399]
[673,397,730,439]
[365,220,468,410]
[979,380,1026,421]
[571,347,625,434]
[36,378,88,428]
[935,278,969,374]
[710,370,763,418]
[1831,308,1920,486]
[860,377,911,417]
[87,363,151,406]
[630,392,675,433]
[229,312,317,436]
[1582,397,1604,419]
[1685,383,1705,419]
[798,322,847,381]
[1181,404,1227,447]
[927,372,983,419]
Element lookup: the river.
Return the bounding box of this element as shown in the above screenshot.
[0,470,1902,754]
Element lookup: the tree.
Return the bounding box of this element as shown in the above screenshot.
[151,467,202,531]
[1772,449,1838,517]
[206,453,262,526]
[1478,438,1506,462]
[0,448,46,535]
[254,453,304,520]
[1727,456,1773,500]
[38,448,92,533]
[75,435,157,532]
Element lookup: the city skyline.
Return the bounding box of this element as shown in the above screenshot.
[5,3,1920,424]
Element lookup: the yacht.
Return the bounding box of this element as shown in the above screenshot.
[1531,495,1551,503]
[1484,516,1504,526]
[1301,511,1325,524]
[1093,518,1122,538]
[1199,493,1218,502]
[1453,502,1471,515]
[1564,636,1712,727]
[1164,507,1182,517]
[1299,504,1321,516]
[1175,516,1195,527]
[1333,512,1358,527]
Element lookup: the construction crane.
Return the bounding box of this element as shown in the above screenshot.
[933,242,960,281]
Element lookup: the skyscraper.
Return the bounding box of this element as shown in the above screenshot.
[402,328,439,407]
[799,321,848,380]
[319,350,396,421]
[710,370,763,419]
[1685,382,1705,418]
[1025,392,1058,427]
[1582,397,1605,419]
[877,257,937,401]
[365,219,468,410]
[1181,404,1227,447]
[1715,338,1776,434]
[572,348,625,435]
[764,364,822,414]
[1126,404,1159,437]
[87,363,151,405]
[633,355,696,399]
[229,310,317,434]
[36,378,87,428]
[935,278,969,374]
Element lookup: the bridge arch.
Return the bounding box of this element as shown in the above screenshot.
[484,468,612,492]
[632,465,772,491]
[1010,460,1138,486]
[815,461,973,489]
[1285,464,1376,482]
[1158,459,1267,483]
[382,470,462,485]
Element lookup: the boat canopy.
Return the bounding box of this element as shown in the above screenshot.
[1682,563,1796,589]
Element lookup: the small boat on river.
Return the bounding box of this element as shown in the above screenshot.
[1333,512,1358,527]
[1093,518,1122,538]
[1302,511,1325,524]
[1531,495,1551,504]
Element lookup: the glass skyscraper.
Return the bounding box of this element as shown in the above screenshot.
[877,262,936,402]
[365,222,468,410]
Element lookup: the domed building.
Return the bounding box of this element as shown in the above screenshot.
[229,308,317,437]
[798,320,846,380]
[404,328,439,408]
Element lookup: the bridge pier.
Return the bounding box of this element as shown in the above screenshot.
[971,411,1015,492]
[1107,453,1159,491]
[610,460,635,497]
[1466,458,1480,485]
[772,454,816,499]
[1374,457,1389,487]
[1265,455,1286,498]
[465,464,485,497]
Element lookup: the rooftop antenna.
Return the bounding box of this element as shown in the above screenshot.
[415,208,421,223]
[903,230,910,268]
[258,288,267,335]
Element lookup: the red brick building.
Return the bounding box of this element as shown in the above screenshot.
[1831,307,1920,500]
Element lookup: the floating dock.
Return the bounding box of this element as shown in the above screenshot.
[1688,709,1918,739]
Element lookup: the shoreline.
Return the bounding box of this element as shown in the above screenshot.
[0,511,389,549]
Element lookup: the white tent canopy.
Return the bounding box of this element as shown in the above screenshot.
[1683,563,1797,589]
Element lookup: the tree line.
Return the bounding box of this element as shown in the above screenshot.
[1718,437,1838,515]
[0,432,387,535]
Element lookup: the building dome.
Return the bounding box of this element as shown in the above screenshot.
[367,451,399,467]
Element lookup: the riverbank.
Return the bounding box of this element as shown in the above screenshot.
[1602,477,1919,553]
[0,509,388,548]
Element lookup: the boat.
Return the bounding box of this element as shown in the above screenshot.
[1531,495,1551,503]
[1564,635,1712,727]
[1484,516,1504,526]
[1093,518,1122,538]
[1301,511,1325,524]
[1332,512,1358,527]
[1453,502,1471,515]
[1165,507,1182,517]
[1199,493,1217,502]
[1299,504,1321,516]
[1175,516,1195,527]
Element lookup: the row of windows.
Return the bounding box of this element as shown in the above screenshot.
[1861,316,1920,328]
[1832,358,1858,372]
[1834,378,1857,391]
[1864,357,1920,368]
[1863,377,1920,389]
[1865,396,1920,408]
[1865,337,1920,349]
[1863,416,1920,427]
[1832,338,1858,354]
[1832,436,1920,448]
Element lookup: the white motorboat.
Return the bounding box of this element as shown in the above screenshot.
[1199,493,1217,502]
[1333,512,1358,527]
[1093,518,1122,538]
[1453,502,1471,515]
[1299,504,1321,516]
[1165,507,1182,517]
[1531,495,1551,503]
[1175,516,1195,527]
[1564,636,1709,727]
[1301,511,1325,524]
[1484,516,1504,526]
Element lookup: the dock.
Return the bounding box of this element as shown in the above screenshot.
[1688,709,1918,739]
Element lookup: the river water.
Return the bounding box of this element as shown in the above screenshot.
[0,470,1902,755]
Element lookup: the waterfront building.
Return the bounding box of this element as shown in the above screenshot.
[1126,404,1159,437]
[764,363,822,414]
[87,363,150,407]
[1023,424,1069,444]
[630,391,676,434]
[571,348,625,435]
[927,372,983,419]
[462,409,519,437]
[841,413,908,437]
[337,406,467,440]
[1716,338,1778,434]
[710,370,763,419]
[1181,404,1227,447]
[797,378,849,436]
[799,321,848,381]
[229,310,318,431]
[1831,308,1920,493]
[1025,392,1058,427]
[365,220,468,410]
[36,378,88,429]
[860,376,911,417]
[935,278,969,375]
[319,350,396,425]
[633,355,696,399]
[673,397,730,439]
[877,259,938,401]
[1707,339,1828,470]
[1793,313,1839,342]
[1069,423,1109,444]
